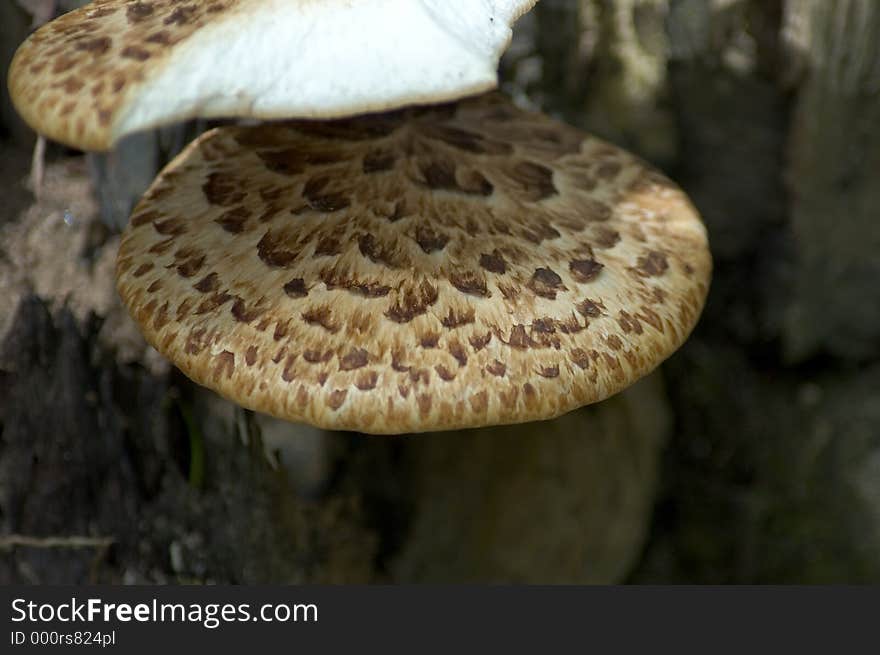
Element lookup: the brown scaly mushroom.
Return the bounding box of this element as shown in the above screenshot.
[8,0,538,151]
[115,93,711,434]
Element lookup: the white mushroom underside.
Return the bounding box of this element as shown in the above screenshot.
[10,0,538,150]
[121,0,533,133]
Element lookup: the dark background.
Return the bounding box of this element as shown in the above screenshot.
[1,0,878,583]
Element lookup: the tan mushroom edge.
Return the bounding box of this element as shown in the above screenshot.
[9,0,238,151]
[115,94,711,434]
[8,0,539,152]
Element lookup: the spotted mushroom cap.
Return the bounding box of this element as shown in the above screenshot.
[116,93,711,434]
[8,0,538,151]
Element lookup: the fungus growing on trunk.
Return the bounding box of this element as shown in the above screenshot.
[8,0,538,150]
[115,94,711,433]
[9,0,711,434]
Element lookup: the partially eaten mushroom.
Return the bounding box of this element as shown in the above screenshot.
[9,0,539,150]
[115,94,710,433]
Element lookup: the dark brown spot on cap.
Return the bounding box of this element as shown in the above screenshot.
[320,270,391,298]
[327,389,348,410]
[422,124,501,153]
[313,235,341,257]
[146,30,172,45]
[355,371,379,391]
[194,272,220,293]
[273,320,291,341]
[638,306,664,332]
[339,348,369,371]
[231,298,265,323]
[435,365,455,381]
[410,368,430,386]
[363,149,396,173]
[420,159,457,191]
[570,259,604,283]
[203,172,245,206]
[303,349,333,364]
[469,390,489,413]
[121,45,151,61]
[576,298,604,318]
[196,292,232,314]
[257,230,297,268]
[153,218,186,236]
[385,280,438,323]
[383,200,408,223]
[133,262,153,277]
[469,332,492,351]
[538,365,560,378]
[416,331,437,348]
[165,5,196,26]
[213,350,235,381]
[510,161,557,201]
[281,354,298,382]
[149,237,174,255]
[302,306,338,333]
[593,226,621,249]
[479,250,506,274]
[358,233,398,268]
[176,255,205,278]
[457,170,494,196]
[76,36,112,54]
[308,193,350,213]
[570,348,591,369]
[440,306,475,328]
[256,148,310,176]
[448,341,468,366]
[534,318,561,334]
[185,328,208,355]
[127,2,154,22]
[214,206,251,233]
[283,278,308,298]
[618,311,644,335]
[86,6,117,19]
[417,394,432,417]
[520,220,560,245]
[523,383,538,407]
[527,268,565,299]
[636,251,669,277]
[391,351,410,373]
[583,199,612,222]
[52,58,76,75]
[449,270,488,297]
[415,226,449,253]
[507,325,534,349]
[499,387,519,409]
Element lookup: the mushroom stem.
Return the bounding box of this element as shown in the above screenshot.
[29,135,46,199]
